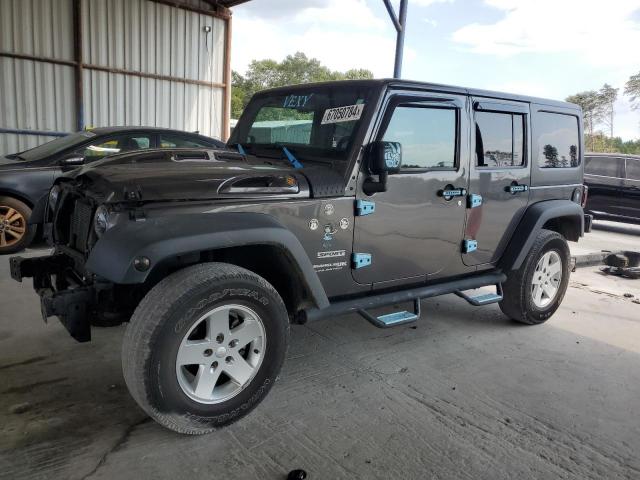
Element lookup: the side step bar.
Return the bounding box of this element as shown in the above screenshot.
[455,284,503,306]
[357,299,421,328]
[301,271,506,325]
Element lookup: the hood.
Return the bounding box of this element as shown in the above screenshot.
[0,155,47,170]
[65,157,312,203]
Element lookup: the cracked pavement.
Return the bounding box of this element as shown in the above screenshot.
[1,223,640,479]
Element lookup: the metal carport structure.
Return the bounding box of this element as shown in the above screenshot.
[0,0,251,153]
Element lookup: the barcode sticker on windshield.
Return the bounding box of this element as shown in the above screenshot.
[321,104,365,124]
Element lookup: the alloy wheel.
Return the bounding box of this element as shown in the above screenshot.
[0,206,26,248]
[175,304,266,404]
[531,250,562,309]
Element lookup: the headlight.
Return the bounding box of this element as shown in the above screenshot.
[93,205,111,238]
[48,185,61,210]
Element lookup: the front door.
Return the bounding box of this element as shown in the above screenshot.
[463,99,531,266]
[352,92,470,285]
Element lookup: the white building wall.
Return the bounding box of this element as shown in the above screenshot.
[0,0,227,155]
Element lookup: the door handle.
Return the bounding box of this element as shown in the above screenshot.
[505,182,529,194]
[438,185,467,201]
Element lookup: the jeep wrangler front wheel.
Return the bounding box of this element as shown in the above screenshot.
[122,263,289,434]
[500,229,570,325]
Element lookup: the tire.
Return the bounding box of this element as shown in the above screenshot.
[122,262,289,435]
[0,196,36,254]
[499,229,570,325]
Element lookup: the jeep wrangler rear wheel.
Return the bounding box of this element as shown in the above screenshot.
[122,262,289,434]
[499,229,570,325]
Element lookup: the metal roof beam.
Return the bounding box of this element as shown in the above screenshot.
[382,0,408,78]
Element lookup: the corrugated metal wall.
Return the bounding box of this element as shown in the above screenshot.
[0,0,75,153]
[0,0,227,155]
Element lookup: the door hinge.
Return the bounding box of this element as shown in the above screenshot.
[355,199,375,216]
[467,194,483,209]
[462,239,478,253]
[352,253,372,269]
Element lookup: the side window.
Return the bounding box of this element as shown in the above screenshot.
[584,157,624,177]
[536,112,580,168]
[79,135,151,159]
[159,134,212,148]
[626,159,640,181]
[475,111,525,167]
[382,105,457,170]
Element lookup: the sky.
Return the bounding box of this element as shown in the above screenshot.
[230,0,640,140]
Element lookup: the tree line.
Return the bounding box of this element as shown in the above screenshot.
[566,71,640,154]
[232,56,640,155]
[231,52,373,119]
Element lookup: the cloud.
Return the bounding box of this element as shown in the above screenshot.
[232,0,415,77]
[233,0,326,19]
[423,18,438,27]
[411,0,454,6]
[452,0,640,67]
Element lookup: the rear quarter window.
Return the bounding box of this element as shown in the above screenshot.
[536,112,580,168]
[585,157,624,178]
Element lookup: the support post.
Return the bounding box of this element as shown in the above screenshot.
[383,0,408,78]
[72,0,84,131]
[222,10,233,141]
[394,0,408,78]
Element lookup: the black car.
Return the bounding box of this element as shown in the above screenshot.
[0,127,225,253]
[584,153,640,224]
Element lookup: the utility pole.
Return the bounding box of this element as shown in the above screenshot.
[382,0,408,78]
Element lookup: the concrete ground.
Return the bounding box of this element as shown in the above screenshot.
[1,222,639,480]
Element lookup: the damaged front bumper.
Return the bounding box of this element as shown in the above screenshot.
[10,254,105,342]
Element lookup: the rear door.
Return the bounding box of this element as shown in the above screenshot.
[463,99,530,266]
[621,157,640,220]
[584,156,625,216]
[352,91,470,285]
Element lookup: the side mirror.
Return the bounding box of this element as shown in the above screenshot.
[363,141,402,195]
[59,154,85,166]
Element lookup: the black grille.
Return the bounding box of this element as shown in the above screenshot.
[69,200,93,252]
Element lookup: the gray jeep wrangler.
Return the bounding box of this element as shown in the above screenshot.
[10,79,591,434]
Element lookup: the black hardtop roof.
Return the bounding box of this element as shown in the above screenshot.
[586,152,640,159]
[257,78,579,111]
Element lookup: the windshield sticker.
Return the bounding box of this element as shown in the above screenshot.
[283,94,314,108]
[321,104,365,124]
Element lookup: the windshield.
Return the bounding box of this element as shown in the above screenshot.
[229,84,374,167]
[13,131,98,161]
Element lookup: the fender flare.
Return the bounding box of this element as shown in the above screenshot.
[86,212,330,309]
[499,200,584,271]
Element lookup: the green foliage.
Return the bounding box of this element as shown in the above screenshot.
[567,74,639,152]
[625,71,640,111]
[231,52,374,118]
[585,133,640,154]
[566,89,606,138]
